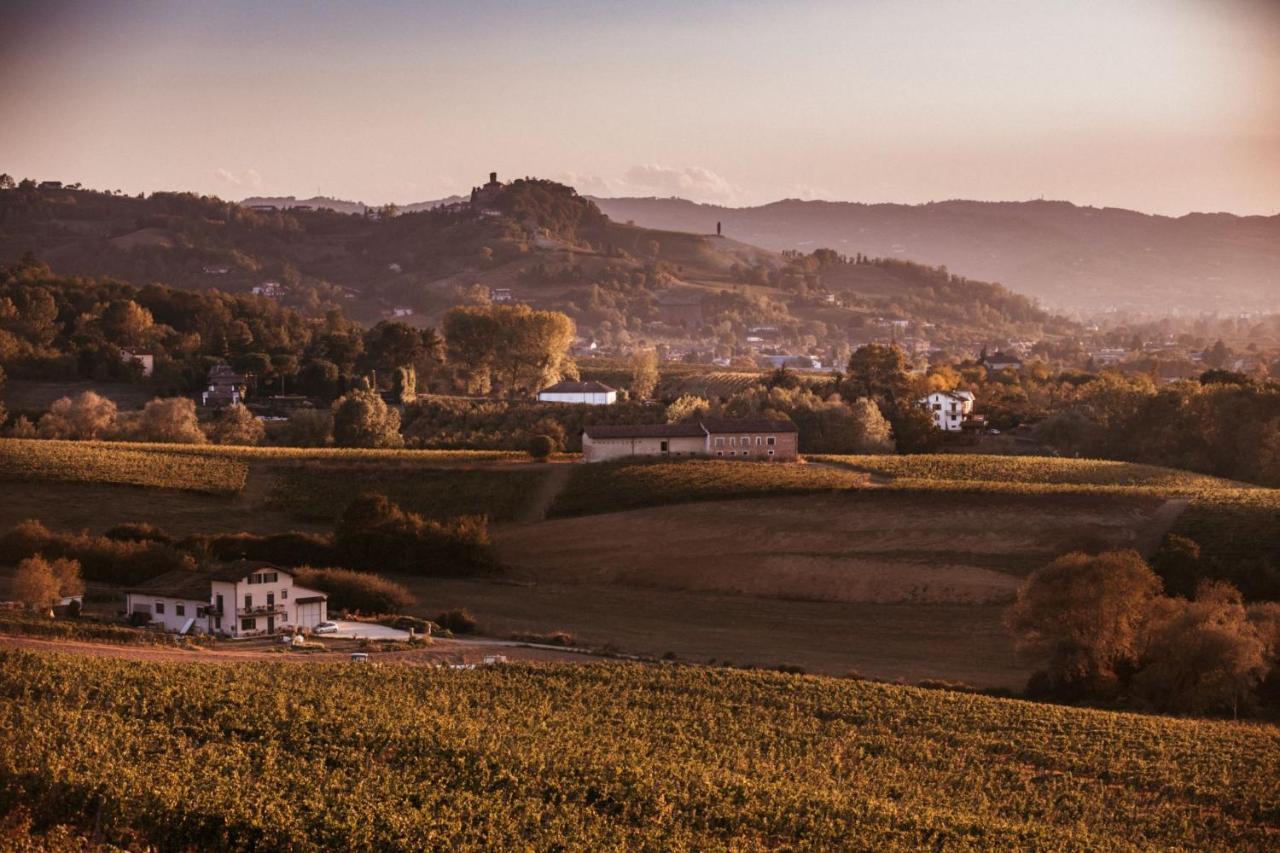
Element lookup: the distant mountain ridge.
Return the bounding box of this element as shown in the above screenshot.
[588,197,1280,314]
[238,194,463,215]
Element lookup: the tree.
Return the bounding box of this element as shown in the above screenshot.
[282,409,332,447]
[1132,582,1268,717]
[332,385,402,448]
[665,395,710,424]
[134,397,205,444]
[889,405,941,454]
[444,305,575,397]
[1005,550,1165,699]
[12,556,82,611]
[37,391,118,440]
[629,348,659,400]
[204,403,265,446]
[392,366,416,405]
[527,434,555,460]
[849,397,894,453]
[844,345,912,409]
[0,174,15,190]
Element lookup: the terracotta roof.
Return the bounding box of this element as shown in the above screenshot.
[541,380,617,394]
[584,423,706,439]
[700,418,797,434]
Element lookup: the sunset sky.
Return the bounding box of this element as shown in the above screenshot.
[4,0,1278,214]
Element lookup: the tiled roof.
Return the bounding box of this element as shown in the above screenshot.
[584,423,706,439]
[700,418,797,434]
[541,380,617,394]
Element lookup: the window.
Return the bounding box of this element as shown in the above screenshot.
[155,602,165,615]
[660,440,669,452]
[241,617,255,631]
[933,403,942,411]
[755,436,762,446]
[176,604,185,617]
[741,436,749,447]
[767,436,776,446]
[768,449,775,456]
[244,594,252,610]
[729,437,736,447]
[714,437,724,447]
[281,589,288,600]
[716,451,723,457]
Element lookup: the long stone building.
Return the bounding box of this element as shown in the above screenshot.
[582,418,798,462]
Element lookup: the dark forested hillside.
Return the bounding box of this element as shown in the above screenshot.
[0,180,1078,352]
[593,196,1280,313]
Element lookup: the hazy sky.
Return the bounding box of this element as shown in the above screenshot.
[4,0,1278,214]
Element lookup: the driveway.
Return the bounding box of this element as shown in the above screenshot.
[327,621,412,640]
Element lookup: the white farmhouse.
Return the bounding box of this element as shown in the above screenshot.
[920,390,975,431]
[125,561,328,637]
[119,348,154,377]
[538,380,618,405]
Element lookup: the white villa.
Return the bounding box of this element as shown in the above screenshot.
[125,561,328,637]
[538,380,618,405]
[920,390,976,431]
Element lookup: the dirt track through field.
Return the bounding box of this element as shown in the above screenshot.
[0,634,588,667]
[514,464,573,523]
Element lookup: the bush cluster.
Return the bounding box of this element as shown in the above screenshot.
[336,494,492,576]
[0,520,193,585]
[290,567,415,613]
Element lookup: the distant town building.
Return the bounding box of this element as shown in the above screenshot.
[490,287,515,304]
[983,352,1023,372]
[388,263,402,273]
[119,349,154,378]
[920,390,976,432]
[538,380,618,405]
[202,265,231,275]
[248,204,278,212]
[252,280,284,299]
[202,364,247,407]
[391,306,413,318]
[759,354,819,370]
[37,181,63,190]
[582,418,798,463]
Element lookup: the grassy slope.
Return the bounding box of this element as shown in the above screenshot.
[1,650,1276,849]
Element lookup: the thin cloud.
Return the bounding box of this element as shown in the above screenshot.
[621,164,744,204]
[213,168,263,191]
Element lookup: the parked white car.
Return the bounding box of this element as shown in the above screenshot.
[313,621,339,635]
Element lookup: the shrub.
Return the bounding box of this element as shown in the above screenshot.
[132,398,205,444]
[204,403,265,446]
[332,387,402,449]
[181,531,337,567]
[291,567,415,613]
[434,608,477,634]
[104,523,172,544]
[527,434,554,460]
[336,494,493,575]
[0,520,193,585]
[510,630,574,646]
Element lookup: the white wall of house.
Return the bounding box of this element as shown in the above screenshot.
[538,390,617,405]
[220,571,328,637]
[582,434,704,462]
[921,392,974,431]
[125,593,208,634]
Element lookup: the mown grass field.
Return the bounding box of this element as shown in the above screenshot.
[267,465,548,522]
[548,458,870,517]
[1,650,1276,849]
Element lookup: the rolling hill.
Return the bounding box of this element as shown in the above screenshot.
[592,196,1280,313]
[0,180,1076,346]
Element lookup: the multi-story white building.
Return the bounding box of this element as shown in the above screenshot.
[920,390,976,431]
[125,561,328,637]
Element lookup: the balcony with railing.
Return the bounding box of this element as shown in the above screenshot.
[237,602,287,617]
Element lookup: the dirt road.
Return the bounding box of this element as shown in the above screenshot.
[0,634,590,667]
